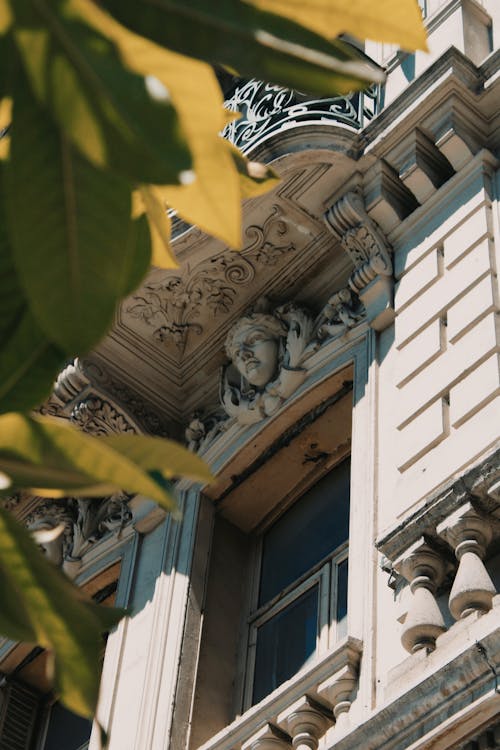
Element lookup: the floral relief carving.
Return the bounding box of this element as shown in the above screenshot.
[71,397,136,435]
[127,205,296,352]
[25,495,132,573]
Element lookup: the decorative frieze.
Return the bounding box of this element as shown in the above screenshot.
[127,205,296,352]
[324,191,394,331]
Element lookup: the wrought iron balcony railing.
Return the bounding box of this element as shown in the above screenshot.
[221,78,379,153]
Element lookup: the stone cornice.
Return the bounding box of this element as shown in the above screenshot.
[377,448,500,562]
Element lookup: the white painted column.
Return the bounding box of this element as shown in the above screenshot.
[89,486,202,750]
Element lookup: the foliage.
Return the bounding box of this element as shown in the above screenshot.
[0,0,426,729]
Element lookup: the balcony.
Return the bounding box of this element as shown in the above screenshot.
[221,77,379,154]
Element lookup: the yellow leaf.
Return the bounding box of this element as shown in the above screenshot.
[70,0,244,249]
[248,0,428,52]
[138,185,178,269]
[226,141,281,199]
[0,96,11,160]
[0,0,12,35]
[131,188,145,219]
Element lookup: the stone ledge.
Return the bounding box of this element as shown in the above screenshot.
[329,607,500,750]
[197,638,362,750]
[376,448,500,562]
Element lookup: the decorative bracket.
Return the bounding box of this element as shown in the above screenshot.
[324,191,394,331]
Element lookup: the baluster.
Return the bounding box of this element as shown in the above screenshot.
[395,538,448,653]
[437,502,497,620]
[242,724,291,750]
[277,697,331,750]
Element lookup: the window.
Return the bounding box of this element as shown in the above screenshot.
[245,458,350,706]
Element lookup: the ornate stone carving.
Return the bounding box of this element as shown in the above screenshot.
[325,192,392,288]
[71,397,137,436]
[185,408,227,453]
[25,495,131,574]
[221,298,313,425]
[395,538,449,654]
[182,287,363,442]
[127,205,296,352]
[324,191,394,331]
[79,360,172,437]
[245,205,296,265]
[314,289,364,341]
[218,291,364,427]
[38,358,91,418]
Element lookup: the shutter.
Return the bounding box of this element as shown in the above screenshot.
[0,681,41,750]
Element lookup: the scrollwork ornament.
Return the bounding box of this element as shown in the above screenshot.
[127,205,296,351]
[221,78,375,153]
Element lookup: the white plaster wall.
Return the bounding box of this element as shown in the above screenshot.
[366,0,494,108]
[374,156,500,690]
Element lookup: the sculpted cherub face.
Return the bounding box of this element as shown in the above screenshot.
[231,326,279,387]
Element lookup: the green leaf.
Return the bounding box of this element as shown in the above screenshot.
[0,414,211,513]
[0,561,37,644]
[117,213,152,298]
[0,312,66,413]
[12,0,191,184]
[0,166,66,412]
[3,75,134,354]
[0,505,125,717]
[103,434,213,483]
[99,0,384,97]
[73,4,245,249]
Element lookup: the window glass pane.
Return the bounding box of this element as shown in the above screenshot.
[259,458,350,605]
[252,586,318,705]
[336,557,348,640]
[43,703,92,750]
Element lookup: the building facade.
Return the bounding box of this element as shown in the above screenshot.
[1,1,500,748]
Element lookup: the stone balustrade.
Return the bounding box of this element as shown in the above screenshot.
[197,639,361,750]
[380,488,500,655]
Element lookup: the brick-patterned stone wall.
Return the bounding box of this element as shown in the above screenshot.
[394,198,499,475]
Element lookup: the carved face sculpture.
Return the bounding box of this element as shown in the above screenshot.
[231,325,280,388]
